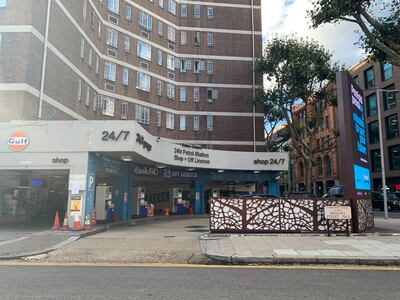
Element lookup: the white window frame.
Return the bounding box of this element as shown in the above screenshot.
[80,38,85,59]
[207,60,214,75]
[207,6,214,20]
[95,55,100,74]
[83,0,87,20]
[125,3,132,21]
[207,115,214,131]
[180,115,186,131]
[194,4,201,19]
[167,54,175,70]
[179,87,187,102]
[121,101,129,119]
[156,110,162,127]
[167,26,176,42]
[122,67,129,86]
[159,0,164,8]
[137,40,152,61]
[77,78,82,101]
[207,33,214,46]
[193,115,200,131]
[193,87,200,102]
[167,83,175,100]
[85,84,90,106]
[194,31,200,46]
[88,47,93,67]
[138,10,152,31]
[157,49,163,66]
[136,72,151,92]
[106,27,118,48]
[124,35,131,52]
[102,97,116,117]
[181,4,187,18]
[135,104,150,124]
[108,0,119,14]
[158,21,163,36]
[166,113,175,129]
[156,80,163,96]
[104,61,116,81]
[168,0,176,15]
[181,31,187,45]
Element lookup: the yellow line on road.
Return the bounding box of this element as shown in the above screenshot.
[0,262,399,271]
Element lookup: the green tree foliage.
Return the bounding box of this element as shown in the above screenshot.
[308,0,400,65]
[255,36,339,193]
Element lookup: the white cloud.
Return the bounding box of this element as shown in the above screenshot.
[261,0,365,67]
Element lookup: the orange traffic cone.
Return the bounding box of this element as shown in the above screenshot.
[83,213,93,230]
[61,212,69,231]
[73,209,81,231]
[51,211,61,230]
[92,208,97,225]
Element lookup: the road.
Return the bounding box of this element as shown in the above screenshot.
[0,263,399,299]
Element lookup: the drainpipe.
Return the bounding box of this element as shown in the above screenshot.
[251,0,256,152]
[38,0,52,120]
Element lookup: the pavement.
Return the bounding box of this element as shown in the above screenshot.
[201,211,400,265]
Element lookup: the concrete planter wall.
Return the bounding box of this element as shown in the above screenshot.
[210,197,374,233]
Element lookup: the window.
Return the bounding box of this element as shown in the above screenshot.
[0,0,7,8]
[106,28,118,48]
[193,87,200,102]
[194,4,201,19]
[88,47,92,67]
[158,21,163,36]
[181,31,187,45]
[180,87,187,102]
[167,83,175,100]
[98,21,101,38]
[207,60,214,75]
[207,115,213,131]
[125,3,132,21]
[353,75,360,88]
[364,67,375,89]
[136,72,151,92]
[122,67,129,85]
[95,55,99,74]
[83,0,87,19]
[80,38,85,59]
[168,0,176,15]
[108,0,119,14]
[137,41,152,61]
[157,49,163,65]
[180,115,186,131]
[366,94,377,116]
[368,121,379,144]
[123,35,130,52]
[181,4,187,18]
[316,157,323,176]
[135,104,150,124]
[156,80,163,96]
[180,59,191,73]
[386,114,399,139]
[193,115,200,131]
[207,33,214,46]
[166,113,175,129]
[381,62,393,81]
[138,10,152,31]
[324,156,332,176]
[389,145,400,170]
[104,61,116,81]
[159,0,164,8]
[371,149,381,172]
[102,97,115,117]
[207,7,214,20]
[383,84,397,110]
[207,88,218,102]
[194,32,200,46]
[194,60,204,74]
[77,78,82,101]
[167,26,176,42]
[121,101,128,119]
[167,54,175,70]
[156,110,162,127]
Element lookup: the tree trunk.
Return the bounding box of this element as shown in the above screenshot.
[305,158,313,196]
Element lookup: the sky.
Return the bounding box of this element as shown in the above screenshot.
[261,0,366,68]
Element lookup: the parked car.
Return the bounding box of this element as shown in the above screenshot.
[322,185,344,198]
[235,194,279,199]
[371,191,400,211]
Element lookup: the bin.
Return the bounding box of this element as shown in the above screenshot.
[139,205,148,217]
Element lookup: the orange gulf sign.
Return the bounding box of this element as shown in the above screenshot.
[7,132,30,152]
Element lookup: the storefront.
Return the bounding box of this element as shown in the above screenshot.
[0,121,288,227]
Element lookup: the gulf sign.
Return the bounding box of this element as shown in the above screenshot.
[7,132,30,152]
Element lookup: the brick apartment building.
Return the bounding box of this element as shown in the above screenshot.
[0,0,264,151]
[291,60,400,195]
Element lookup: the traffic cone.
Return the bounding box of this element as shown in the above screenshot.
[51,211,61,230]
[73,209,81,231]
[83,212,93,230]
[61,211,69,231]
[92,208,97,225]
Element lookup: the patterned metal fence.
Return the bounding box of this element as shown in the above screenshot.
[210,197,374,233]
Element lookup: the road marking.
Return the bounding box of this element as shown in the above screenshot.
[0,262,399,271]
[0,237,28,246]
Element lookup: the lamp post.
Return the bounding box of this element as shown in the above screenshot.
[375,88,399,220]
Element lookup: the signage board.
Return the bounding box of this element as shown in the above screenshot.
[324,206,352,220]
[7,132,29,152]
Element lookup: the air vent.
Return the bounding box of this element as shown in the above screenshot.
[167,72,175,80]
[108,15,118,25]
[104,83,115,92]
[141,31,150,39]
[140,61,149,70]
[107,48,117,58]
[168,43,175,51]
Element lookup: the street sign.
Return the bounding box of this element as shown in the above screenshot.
[324,206,352,220]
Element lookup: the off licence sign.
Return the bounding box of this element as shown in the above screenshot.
[324,206,352,220]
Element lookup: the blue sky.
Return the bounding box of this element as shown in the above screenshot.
[261,0,365,68]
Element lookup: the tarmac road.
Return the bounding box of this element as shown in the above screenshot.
[0,263,399,300]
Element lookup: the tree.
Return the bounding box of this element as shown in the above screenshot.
[255,36,339,193]
[308,0,400,66]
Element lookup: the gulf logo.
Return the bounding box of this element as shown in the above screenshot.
[7,132,30,152]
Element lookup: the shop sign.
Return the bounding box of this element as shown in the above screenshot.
[324,206,352,220]
[70,195,81,211]
[52,157,69,164]
[133,164,197,179]
[254,158,286,166]
[136,133,152,152]
[7,131,30,152]
[173,147,210,165]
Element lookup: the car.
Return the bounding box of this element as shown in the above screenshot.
[322,185,344,198]
[371,191,400,211]
[235,194,279,199]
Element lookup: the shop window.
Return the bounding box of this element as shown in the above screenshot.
[324,156,332,176]
[389,145,400,170]
[366,94,377,116]
[383,84,397,110]
[368,121,379,144]
[385,114,399,139]
[370,149,381,172]
[381,62,393,81]
[364,67,375,89]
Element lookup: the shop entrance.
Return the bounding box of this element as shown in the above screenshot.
[0,170,69,225]
[94,172,122,223]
